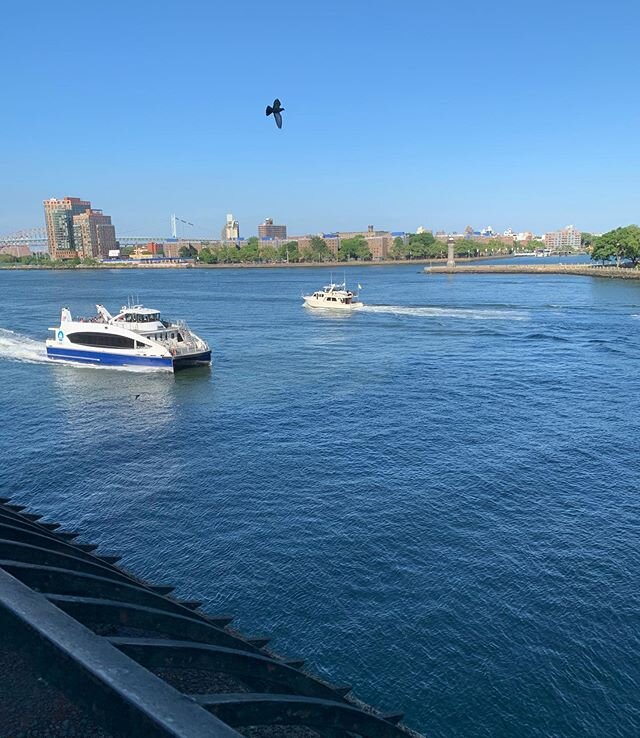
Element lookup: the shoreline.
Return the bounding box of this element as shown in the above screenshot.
[425,264,640,280]
[0,254,565,271]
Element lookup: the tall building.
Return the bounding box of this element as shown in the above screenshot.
[221,213,240,241]
[544,225,581,250]
[43,197,91,259]
[44,197,117,260]
[258,217,287,240]
[72,209,117,258]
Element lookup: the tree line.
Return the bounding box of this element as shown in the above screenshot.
[588,225,640,266]
[0,252,100,268]
[191,231,516,264]
[194,235,373,264]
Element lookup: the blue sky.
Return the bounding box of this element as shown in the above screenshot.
[1,0,639,238]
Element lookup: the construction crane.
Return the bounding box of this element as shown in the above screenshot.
[170,214,194,239]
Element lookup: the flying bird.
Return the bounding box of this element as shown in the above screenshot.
[266,98,284,129]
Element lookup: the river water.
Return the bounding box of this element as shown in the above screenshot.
[0,263,638,737]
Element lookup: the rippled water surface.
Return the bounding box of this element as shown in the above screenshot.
[1,264,639,737]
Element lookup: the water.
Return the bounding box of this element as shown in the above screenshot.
[1,265,639,737]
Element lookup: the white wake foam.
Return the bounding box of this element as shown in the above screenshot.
[360,305,529,321]
[0,329,168,373]
[0,329,49,364]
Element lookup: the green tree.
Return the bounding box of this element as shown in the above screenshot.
[454,241,474,258]
[592,225,640,266]
[581,232,595,248]
[278,240,299,263]
[259,244,278,262]
[590,237,616,265]
[390,237,406,260]
[198,247,218,264]
[406,232,442,258]
[309,236,334,262]
[59,257,81,268]
[239,239,259,262]
[219,245,240,263]
[338,236,372,261]
[179,244,198,258]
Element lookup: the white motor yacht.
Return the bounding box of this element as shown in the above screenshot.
[302,282,363,311]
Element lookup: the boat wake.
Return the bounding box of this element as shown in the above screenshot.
[0,329,167,373]
[0,329,49,364]
[359,305,529,321]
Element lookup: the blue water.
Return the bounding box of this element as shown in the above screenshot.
[0,265,639,737]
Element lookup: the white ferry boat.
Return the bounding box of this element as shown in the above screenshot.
[46,303,211,371]
[302,282,363,310]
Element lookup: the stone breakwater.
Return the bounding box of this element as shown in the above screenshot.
[425,264,640,280]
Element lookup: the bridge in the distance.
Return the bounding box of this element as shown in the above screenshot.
[0,228,178,251]
[0,228,48,249]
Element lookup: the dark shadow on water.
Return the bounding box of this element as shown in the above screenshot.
[173,365,213,382]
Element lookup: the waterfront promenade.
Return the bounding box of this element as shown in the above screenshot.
[425,263,640,280]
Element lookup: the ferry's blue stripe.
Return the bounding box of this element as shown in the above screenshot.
[46,346,173,368]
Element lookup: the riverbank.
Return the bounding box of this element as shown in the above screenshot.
[425,264,640,280]
[0,254,522,271]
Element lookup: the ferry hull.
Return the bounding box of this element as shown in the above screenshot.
[172,350,212,370]
[46,346,211,372]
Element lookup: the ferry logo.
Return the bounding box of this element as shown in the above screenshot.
[57,330,64,341]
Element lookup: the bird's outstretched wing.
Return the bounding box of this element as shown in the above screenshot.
[274,111,283,129]
[266,105,273,116]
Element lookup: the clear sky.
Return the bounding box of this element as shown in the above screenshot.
[2,0,639,238]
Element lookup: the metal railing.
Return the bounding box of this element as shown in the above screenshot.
[0,498,415,738]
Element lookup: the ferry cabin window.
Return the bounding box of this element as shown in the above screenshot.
[124,313,160,323]
[67,332,136,349]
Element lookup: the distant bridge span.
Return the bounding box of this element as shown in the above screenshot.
[0,228,177,250]
[0,228,47,247]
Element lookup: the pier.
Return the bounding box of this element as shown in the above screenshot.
[424,264,640,280]
[0,497,417,738]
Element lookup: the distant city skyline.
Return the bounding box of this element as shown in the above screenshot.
[3,196,595,242]
[2,1,640,238]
